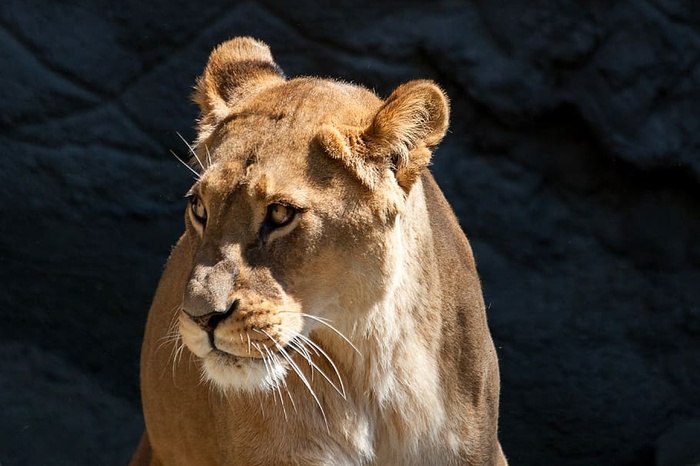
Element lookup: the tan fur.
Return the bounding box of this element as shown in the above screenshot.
[131,37,507,466]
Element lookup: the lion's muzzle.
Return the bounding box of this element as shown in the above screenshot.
[183,298,239,349]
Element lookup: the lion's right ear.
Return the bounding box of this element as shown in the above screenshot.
[317,80,449,192]
[193,37,285,130]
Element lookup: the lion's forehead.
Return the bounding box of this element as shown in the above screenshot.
[250,78,381,123]
[219,79,380,140]
[200,154,311,208]
[199,78,382,202]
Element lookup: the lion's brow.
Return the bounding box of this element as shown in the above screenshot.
[218,111,286,128]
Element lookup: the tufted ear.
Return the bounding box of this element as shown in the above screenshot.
[318,80,449,191]
[193,37,285,133]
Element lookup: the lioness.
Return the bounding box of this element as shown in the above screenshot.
[131,37,507,466]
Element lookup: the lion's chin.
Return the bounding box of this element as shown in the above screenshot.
[200,350,288,393]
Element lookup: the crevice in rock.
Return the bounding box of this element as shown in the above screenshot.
[0,20,107,99]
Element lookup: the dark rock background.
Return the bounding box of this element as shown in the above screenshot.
[1,1,699,465]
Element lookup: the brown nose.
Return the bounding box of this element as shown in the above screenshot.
[185,299,239,333]
[183,258,238,318]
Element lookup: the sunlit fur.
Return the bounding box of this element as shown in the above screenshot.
[132,37,507,466]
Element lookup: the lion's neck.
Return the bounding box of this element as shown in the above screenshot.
[315,178,446,452]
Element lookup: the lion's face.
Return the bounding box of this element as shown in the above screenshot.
[177,96,396,392]
[177,38,448,393]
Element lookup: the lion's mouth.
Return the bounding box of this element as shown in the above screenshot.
[178,307,294,355]
[176,297,306,392]
[178,312,297,392]
[207,341,292,363]
[197,335,294,393]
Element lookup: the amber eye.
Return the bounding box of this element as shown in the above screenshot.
[267,203,295,227]
[188,195,207,225]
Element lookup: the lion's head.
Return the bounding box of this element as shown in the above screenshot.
[176,37,449,393]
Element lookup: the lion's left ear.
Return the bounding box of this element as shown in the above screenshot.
[319,80,449,191]
[193,37,285,137]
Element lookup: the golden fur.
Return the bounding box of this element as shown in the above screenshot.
[131,37,507,466]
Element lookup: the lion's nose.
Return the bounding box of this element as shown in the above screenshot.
[183,261,237,318]
[185,299,239,332]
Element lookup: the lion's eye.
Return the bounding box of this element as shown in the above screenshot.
[267,203,295,228]
[188,195,207,225]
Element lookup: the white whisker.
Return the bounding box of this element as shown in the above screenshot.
[199,364,209,386]
[158,305,185,381]
[296,336,346,399]
[284,335,313,364]
[278,327,346,399]
[223,388,236,413]
[156,332,181,355]
[281,311,362,357]
[172,340,185,384]
[169,149,201,180]
[177,131,205,171]
[275,326,312,360]
[276,327,316,383]
[264,346,288,421]
[157,305,183,349]
[257,391,266,419]
[256,344,277,407]
[255,329,329,431]
[204,144,213,168]
[279,369,297,414]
